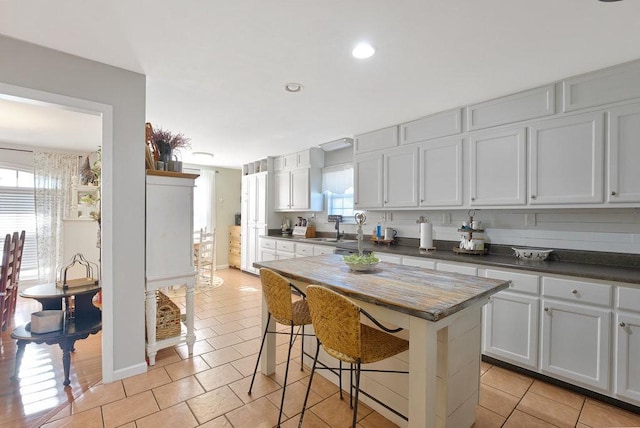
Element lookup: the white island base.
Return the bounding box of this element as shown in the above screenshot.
[294,300,485,427]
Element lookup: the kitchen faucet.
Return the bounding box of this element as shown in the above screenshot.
[335,217,341,240]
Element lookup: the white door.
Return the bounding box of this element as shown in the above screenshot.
[470,127,526,206]
[541,299,611,391]
[354,152,383,209]
[616,312,640,402]
[255,172,268,223]
[384,146,419,208]
[290,168,310,210]
[419,137,463,207]
[608,103,640,203]
[483,292,539,370]
[240,175,251,271]
[529,112,604,204]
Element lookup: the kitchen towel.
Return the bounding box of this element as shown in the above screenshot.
[420,222,433,249]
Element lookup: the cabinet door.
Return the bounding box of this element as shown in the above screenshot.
[437,262,477,276]
[483,292,539,370]
[246,226,261,274]
[470,127,526,206]
[283,153,297,170]
[529,112,604,204]
[290,168,310,210]
[273,171,291,211]
[419,137,462,207]
[616,312,640,402]
[541,299,611,391]
[297,150,311,167]
[260,248,277,262]
[354,152,383,209]
[608,103,640,203]
[255,172,268,223]
[354,126,398,154]
[384,146,419,207]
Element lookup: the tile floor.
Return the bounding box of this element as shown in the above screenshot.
[4,268,640,427]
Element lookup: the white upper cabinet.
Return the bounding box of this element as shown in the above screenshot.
[273,148,324,211]
[354,152,384,209]
[400,108,462,145]
[470,127,526,206]
[467,85,555,131]
[607,103,640,203]
[563,60,640,112]
[383,146,419,207]
[354,125,398,154]
[354,146,419,209]
[419,137,462,207]
[528,112,604,205]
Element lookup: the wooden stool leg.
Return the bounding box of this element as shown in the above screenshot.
[12,340,26,380]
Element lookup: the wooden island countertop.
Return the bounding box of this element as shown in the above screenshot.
[255,254,509,321]
[254,254,510,428]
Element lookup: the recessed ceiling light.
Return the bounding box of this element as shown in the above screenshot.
[284,83,303,93]
[352,42,375,59]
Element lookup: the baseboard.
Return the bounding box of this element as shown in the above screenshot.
[107,361,148,382]
[216,264,229,270]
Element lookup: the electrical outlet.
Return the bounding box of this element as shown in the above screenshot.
[380,213,386,221]
[525,213,536,227]
[442,213,451,224]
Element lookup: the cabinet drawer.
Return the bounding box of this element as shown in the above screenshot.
[261,239,276,249]
[485,269,539,295]
[437,262,477,276]
[277,241,295,252]
[229,254,240,267]
[296,243,314,257]
[617,286,640,313]
[402,256,436,270]
[228,247,241,256]
[313,245,334,256]
[542,277,612,307]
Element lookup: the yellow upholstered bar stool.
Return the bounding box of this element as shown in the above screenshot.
[249,268,313,427]
[300,285,410,428]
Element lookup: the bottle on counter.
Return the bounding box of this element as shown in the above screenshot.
[376,223,382,239]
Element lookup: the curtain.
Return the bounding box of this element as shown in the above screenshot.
[193,168,216,233]
[33,152,77,282]
[322,163,353,194]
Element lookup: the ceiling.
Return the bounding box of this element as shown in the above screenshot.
[1,0,639,168]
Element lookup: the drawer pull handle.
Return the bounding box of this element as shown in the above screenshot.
[611,191,617,196]
[544,307,550,312]
[531,195,537,200]
[620,322,626,327]
[571,289,578,294]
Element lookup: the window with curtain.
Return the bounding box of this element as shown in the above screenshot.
[322,163,354,220]
[0,167,37,281]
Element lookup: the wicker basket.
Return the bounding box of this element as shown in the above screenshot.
[154,291,181,340]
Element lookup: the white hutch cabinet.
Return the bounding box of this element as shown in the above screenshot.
[145,170,198,365]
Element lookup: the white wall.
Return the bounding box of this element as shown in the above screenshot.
[0,35,147,381]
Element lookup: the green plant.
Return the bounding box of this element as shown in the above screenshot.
[151,127,191,153]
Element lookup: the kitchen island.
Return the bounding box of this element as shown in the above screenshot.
[254,254,509,428]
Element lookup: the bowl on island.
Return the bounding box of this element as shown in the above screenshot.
[343,253,380,272]
[512,247,553,261]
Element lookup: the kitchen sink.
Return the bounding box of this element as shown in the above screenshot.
[306,237,357,243]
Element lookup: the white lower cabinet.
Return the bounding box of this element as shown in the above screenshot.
[401,256,436,269]
[482,269,540,370]
[484,293,539,370]
[540,299,611,392]
[616,312,640,402]
[615,286,640,402]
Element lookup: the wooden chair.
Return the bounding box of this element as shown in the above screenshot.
[248,269,313,427]
[9,231,25,316]
[0,233,16,331]
[300,285,410,428]
[196,228,215,287]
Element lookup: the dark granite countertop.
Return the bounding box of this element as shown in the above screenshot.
[264,231,640,285]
